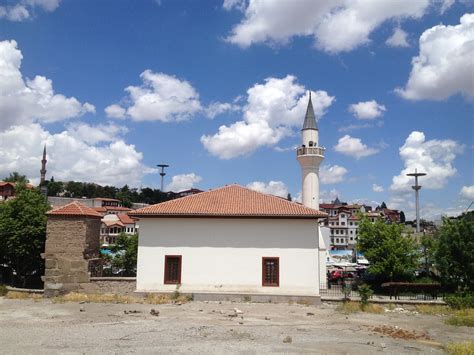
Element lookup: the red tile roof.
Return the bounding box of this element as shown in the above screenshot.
[105,206,132,211]
[47,201,103,218]
[117,213,137,224]
[130,184,327,219]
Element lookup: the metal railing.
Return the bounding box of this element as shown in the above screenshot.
[296,146,325,156]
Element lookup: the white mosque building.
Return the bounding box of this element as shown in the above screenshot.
[132,95,328,303]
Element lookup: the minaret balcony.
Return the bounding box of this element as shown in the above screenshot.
[296,146,325,157]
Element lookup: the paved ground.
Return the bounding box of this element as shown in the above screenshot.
[0,297,472,354]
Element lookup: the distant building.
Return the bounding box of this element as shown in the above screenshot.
[100,213,139,245]
[175,188,203,198]
[48,196,132,215]
[0,181,34,201]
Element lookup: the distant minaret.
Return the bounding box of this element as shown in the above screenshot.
[40,145,47,185]
[296,92,324,210]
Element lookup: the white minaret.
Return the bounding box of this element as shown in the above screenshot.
[297,92,324,210]
[297,92,327,291]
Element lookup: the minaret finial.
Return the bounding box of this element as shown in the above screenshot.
[40,144,47,185]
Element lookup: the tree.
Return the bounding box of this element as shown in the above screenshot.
[399,211,406,223]
[434,213,474,291]
[0,183,50,287]
[109,233,138,276]
[357,215,419,282]
[380,202,387,209]
[3,172,29,183]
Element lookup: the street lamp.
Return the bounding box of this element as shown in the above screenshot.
[157,164,169,192]
[407,168,427,233]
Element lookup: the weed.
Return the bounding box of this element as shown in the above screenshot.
[445,342,474,355]
[415,304,452,315]
[336,301,384,314]
[0,284,7,297]
[445,309,474,327]
[243,295,251,302]
[5,291,42,300]
[171,284,181,300]
[358,284,373,310]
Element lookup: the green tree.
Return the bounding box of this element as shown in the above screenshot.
[109,233,138,275]
[0,183,50,287]
[399,211,406,223]
[434,214,474,291]
[357,215,419,282]
[3,172,29,183]
[380,202,387,209]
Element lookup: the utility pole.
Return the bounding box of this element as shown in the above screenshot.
[406,168,427,233]
[157,164,169,192]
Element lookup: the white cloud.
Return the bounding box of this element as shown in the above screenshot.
[320,188,340,203]
[109,70,202,122]
[390,131,464,192]
[386,27,410,47]
[166,173,202,192]
[246,180,288,198]
[0,123,153,187]
[348,100,386,120]
[320,164,348,184]
[0,0,60,21]
[205,101,241,119]
[105,104,126,119]
[65,122,129,145]
[460,185,474,200]
[372,183,384,192]
[223,0,246,11]
[201,75,334,159]
[225,0,433,53]
[0,40,95,131]
[396,14,474,101]
[334,135,379,159]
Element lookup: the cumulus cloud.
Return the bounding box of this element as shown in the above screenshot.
[224,0,433,53]
[320,188,341,203]
[396,14,474,101]
[222,0,246,11]
[390,131,464,192]
[320,164,348,184]
[65,122,129,145]
[166,173,202,192]
[105,104,126,119]
[460,185,474,200]
[0,124,153,186]
[334,135,379,159]
[246,180,289,198]
[204,101,241,119]
[108,70,202,122]
[0,0,60,21]
[348,100,386,120]
[372,183,384,192]
[386,27,410,47]
[201,75,334,159]
[0,40,95,131]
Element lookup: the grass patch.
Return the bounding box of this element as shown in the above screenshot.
[445,342,474,355]
[0,284,7,297]
[5,291,42,300]
[336,301,384,314]
[415,304,453,315]
[445,309,474,327]
[52,292,192,305]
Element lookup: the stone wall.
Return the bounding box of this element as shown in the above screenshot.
[43,216,101,297]
[80,277,137,294]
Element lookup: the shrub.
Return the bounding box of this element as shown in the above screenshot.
[445,342,474,355]
[0,284,7,296]
[445,293,474,310]
[358,284,373,309]
[445,309,474,327]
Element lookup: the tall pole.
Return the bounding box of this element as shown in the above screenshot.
[157,164,169,192]
[407,169,427,233]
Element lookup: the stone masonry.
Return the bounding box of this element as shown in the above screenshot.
[43,212,102,297]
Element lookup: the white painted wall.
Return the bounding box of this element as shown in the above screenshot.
[137,218,320,296]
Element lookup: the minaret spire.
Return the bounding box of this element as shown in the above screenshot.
[302,91,317,131]
[40,144,47,185]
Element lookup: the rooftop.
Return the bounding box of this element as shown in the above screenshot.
[47,201,103,218]
[130,184,327,219]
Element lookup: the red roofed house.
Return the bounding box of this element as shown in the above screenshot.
[0,181,34,201]
[100,213,139,245]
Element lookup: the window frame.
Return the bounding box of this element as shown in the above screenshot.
[164,255,182,285]
[262,257,279,287]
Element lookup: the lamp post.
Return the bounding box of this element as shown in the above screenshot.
[406,168,427,233]
[157,164,169,192]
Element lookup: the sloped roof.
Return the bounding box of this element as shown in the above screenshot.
[130,184,327,219]
[117,213,137,224]
[47,201,103,218]
[302,93,318,130]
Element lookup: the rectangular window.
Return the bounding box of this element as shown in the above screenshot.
[164,255,182,284]
[262,257,279,287]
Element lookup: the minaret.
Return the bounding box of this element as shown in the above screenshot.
[40,145,47,185]
[296,92,324,210]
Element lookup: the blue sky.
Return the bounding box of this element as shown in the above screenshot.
[0,0,472,220]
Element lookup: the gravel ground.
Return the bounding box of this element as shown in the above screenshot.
[0,297,472,354]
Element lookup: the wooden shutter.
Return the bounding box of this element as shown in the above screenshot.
[262,257,279,287]
[164,255,182,284]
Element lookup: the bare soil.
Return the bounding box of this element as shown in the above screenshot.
[0,297,472,354]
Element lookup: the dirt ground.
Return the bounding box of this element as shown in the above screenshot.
[0,297,472,354]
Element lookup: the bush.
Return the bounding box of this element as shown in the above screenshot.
[0,284,7,296]
[358,284,373,309]
[445,342,474,355]
[445,293,474,310]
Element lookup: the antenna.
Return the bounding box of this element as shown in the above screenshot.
[406,168,427,233]
[157,164,169,192]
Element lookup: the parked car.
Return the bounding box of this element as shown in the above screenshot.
[329,270,355,283]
